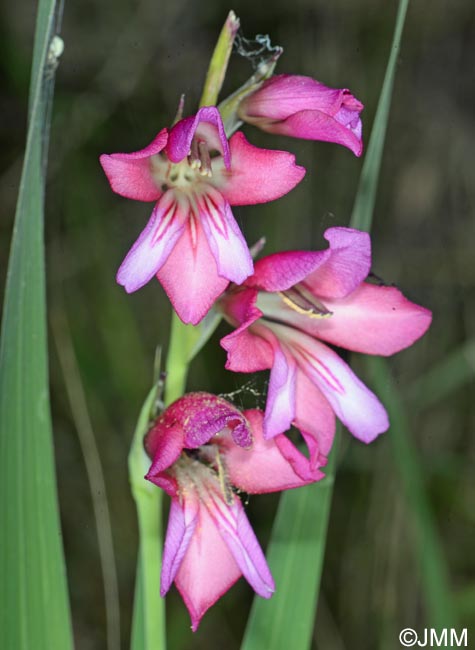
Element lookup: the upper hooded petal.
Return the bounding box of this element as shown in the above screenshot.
[303,227,371,299]
[166,106,231,168]
[212,132,305,205]
[196,186,253,284]
[290,332,389,443]
[294,282,433,356]
[156,216,229,325]
[99,128,168,201]
[116,190,188,293]
[222,409,324,491]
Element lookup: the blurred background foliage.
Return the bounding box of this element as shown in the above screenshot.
[1,0,474,648]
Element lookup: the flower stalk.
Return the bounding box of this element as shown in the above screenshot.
[199,10,240,108]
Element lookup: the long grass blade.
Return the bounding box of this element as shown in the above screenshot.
[0,1,73,648]
[52,307,121,650]
[242,1,411,647]
[350,0,410,231]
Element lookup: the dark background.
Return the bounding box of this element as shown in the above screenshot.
[1,0,474,648]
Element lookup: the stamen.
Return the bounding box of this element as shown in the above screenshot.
[279,284,333,318]
[198,141,212,177]
[188,138,201,169]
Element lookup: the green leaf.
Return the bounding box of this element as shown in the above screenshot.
[350,0,410,231]
[0,1,73,649]
[242,1,411,647]
[241,446,337,650]
[129,384,166,650]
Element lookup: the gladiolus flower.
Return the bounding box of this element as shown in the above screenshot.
[219,228,432,450]
[100,106,305,324]
[145,392,322,630]
[238,74,364,156]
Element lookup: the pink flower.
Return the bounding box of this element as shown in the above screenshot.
[238,74,364,156]
[145,392,321,630]
[219,228,432,453]
[100,106,305,324]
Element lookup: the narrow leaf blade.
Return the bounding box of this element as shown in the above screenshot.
[0,1,73,648]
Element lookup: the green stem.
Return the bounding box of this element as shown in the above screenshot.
[164,313,198,405]
[129,385,166,650]
[199,11,240,108]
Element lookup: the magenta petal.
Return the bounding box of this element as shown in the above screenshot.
[197,188,253,284]
[310,282,433,355]
[263,338,297,439]
[303,227,371,299]
[156,217,229,324]
[206,490,274,599]
[161,497,199,595]
[248,249,329,292]
[274,109,363,156]
[223,409,324,491]
[145,422,184,479]
[116,191,188,293]
[160,392,252,449]
[175,499,242,631]
[166,106,231,168]
[240,75,344,119]
[99,128,168,201]
[214,132,306,205]
[293,335,389,443]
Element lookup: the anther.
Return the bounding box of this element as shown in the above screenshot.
[279,284,333,318]
[198,141,212,177]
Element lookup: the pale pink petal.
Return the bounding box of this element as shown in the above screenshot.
[221,326,274,373]
[271,109,363,156]
[248,250,329,291]
[294,372,336,460]
[262,337,297,439]
[292,335,389,443]
[116,191,188,293]
[175,500,242,631]
[212,132,305,205]
[197,187,253,284]
[300,283,433,356]
[222,409,324,491]
[156,216,229,324]
[166,106,230,168]
[99,128,168,201]
[205,488,274,599]
[161,497,199,595]
[303,227,371,298]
